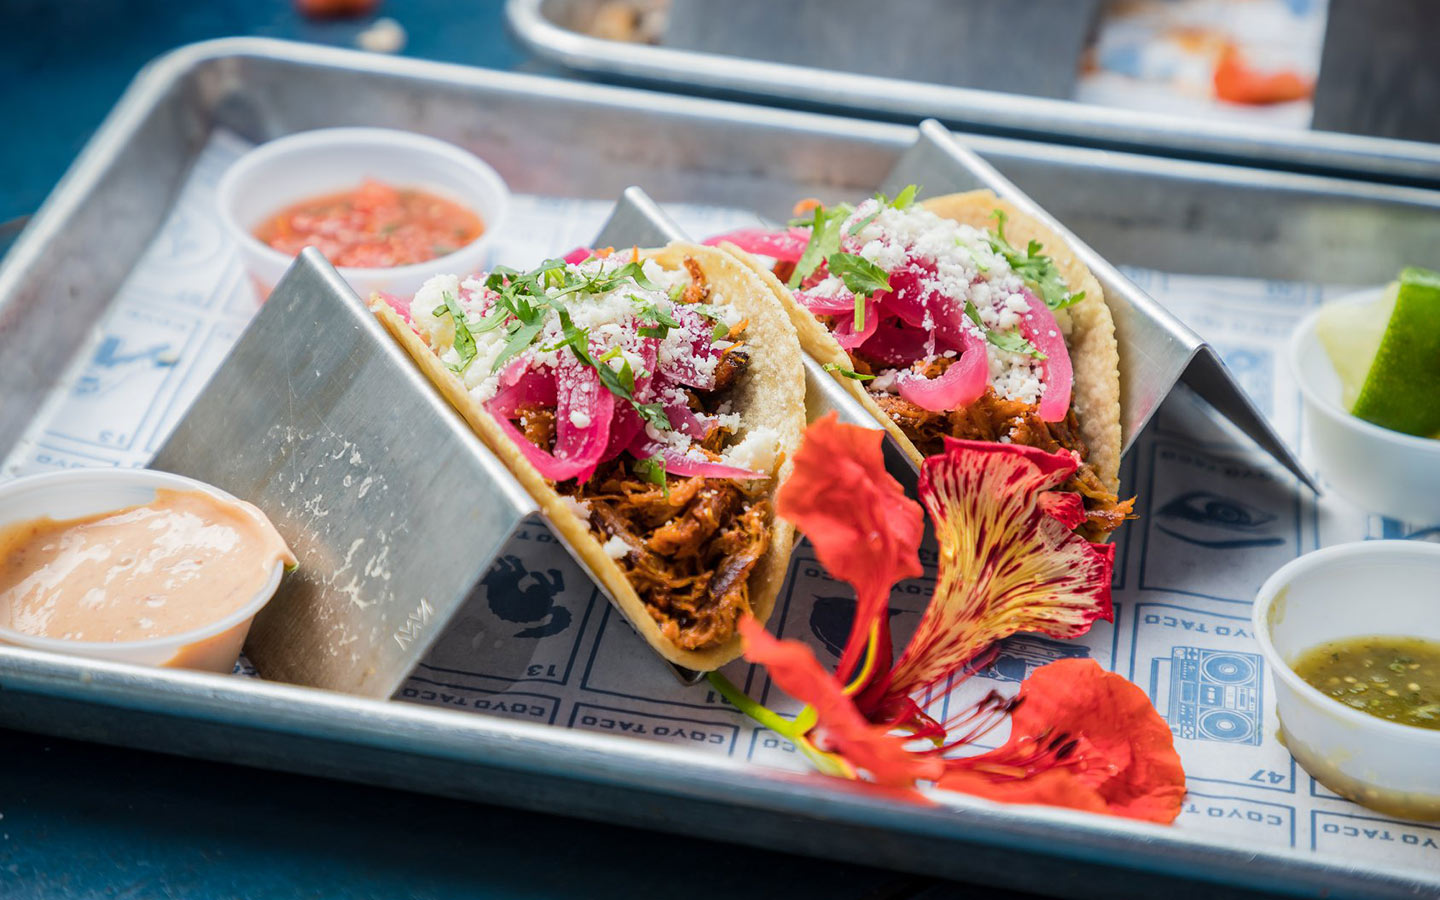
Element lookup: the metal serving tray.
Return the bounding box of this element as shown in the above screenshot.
[4,38,1440,899]
[505,0,1440,188]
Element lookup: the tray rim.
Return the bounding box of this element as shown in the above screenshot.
[505,0,1440,187]
[1,36,1437,898]
[6,639,1438,896]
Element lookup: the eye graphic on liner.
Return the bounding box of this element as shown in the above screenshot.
[482,555,572,639]
[1155,490,1284,549]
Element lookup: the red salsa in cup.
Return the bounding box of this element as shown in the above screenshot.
[254,179,484,268]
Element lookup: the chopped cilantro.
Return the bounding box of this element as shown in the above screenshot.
[434,291,477,374]
[597,346,636,394]
[988,209,1084,311]
[634,455,669,499]
[468,258,685,429]
[637,298,680,328]
[468,306,508,335]
[985,329,1045,359]
[822,362,875,381]
[636,296,680,338]
[633,401,671,430]
[963,299,1044,359]
[847,208,881,236]
[846,184,922,236]
[490,317,546,374]
[788,203,851,289]
[711,321,732,342]
[826,251,892,330]
[827,252,892,298]
[963,298,985,329]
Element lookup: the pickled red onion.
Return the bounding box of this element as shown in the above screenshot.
[1015,289,1072,422]
[665,401,715,441]
[896,329,988,412]
[487,360,615,483]
[832,297,880,350]
[705,228,811,262]
[794,289,857,316]
[377,291,411,323]
[562,247,593,264]
[487,370,558,417]
[629,435,761,479]
[860,317,933,368]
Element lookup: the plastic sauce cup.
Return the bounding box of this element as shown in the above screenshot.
[217,127,510,301]
[0,469,288,673]
[1252,541,1440,820]
[1288,291,1440,523]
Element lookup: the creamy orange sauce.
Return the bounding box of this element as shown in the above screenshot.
[0,489,295,643]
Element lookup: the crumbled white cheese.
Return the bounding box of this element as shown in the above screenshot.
[557,495,591,520]
[601,535,631,559]
[868,369,901,393]
[831,201,1063,406]
[411,255,759,469]
[722,427,780,472]
[411,274,461,345]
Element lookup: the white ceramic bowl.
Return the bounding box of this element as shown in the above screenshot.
[1253,541,1440,820]
[0,469,287,673]
[217,127,509,300]
[1288,290,1440,522]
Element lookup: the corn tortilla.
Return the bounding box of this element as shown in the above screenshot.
[724,189,1122,494]
[372,242,806,670]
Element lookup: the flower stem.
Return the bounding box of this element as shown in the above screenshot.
[706,671,806,739]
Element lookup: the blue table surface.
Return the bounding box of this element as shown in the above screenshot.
[0,2,1045,898]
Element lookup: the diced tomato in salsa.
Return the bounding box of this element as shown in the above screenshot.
[254,179,484,268]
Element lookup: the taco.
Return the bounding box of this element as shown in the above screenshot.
[370,243,806,669]
[710,188,1130,541]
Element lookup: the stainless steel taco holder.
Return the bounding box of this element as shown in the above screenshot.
[3,38,1439,898]
[879,121,1316,489]
[152,195,738,692]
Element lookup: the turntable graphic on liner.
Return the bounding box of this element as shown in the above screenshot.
[1150,646,1264,746]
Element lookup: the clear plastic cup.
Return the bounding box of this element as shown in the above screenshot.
[1252,541,1440,820]
[1288,290,1440,522]
[0,468,288,673]
[216,127,510,301]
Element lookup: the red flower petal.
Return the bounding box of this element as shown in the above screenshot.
[878,439,1113,705]
[739,616,942,788]
[776,413,925,681]
[939,660,1186,823]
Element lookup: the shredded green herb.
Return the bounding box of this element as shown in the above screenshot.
[963,299,1045,359]
[827,252,892,331]
[987,209,1084,311]
[788,204,851,288]
[432,291,477,374]
[634,455,670,499]
[822,362,875,381]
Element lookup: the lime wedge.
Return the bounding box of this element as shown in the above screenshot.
[1319,267,1440,439]
[1315,283,1395,410]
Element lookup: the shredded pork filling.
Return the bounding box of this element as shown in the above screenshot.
[505,268,771,650]
[853,354,1132,541]
[574,461,771,650]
